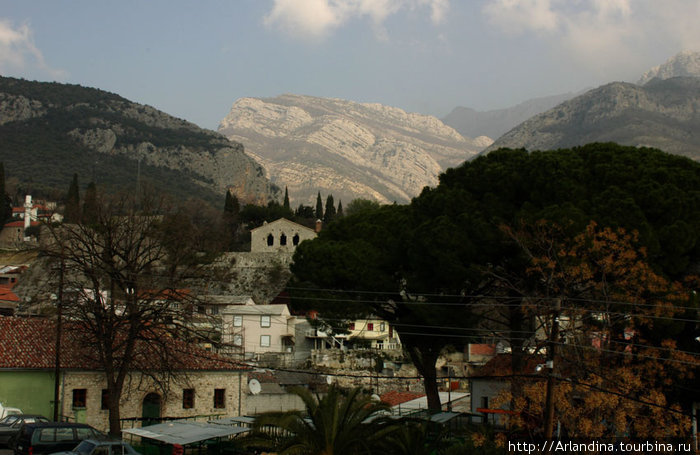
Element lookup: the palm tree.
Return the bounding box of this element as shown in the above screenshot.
[251,385,398,455]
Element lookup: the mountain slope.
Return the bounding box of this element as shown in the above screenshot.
[0,76,277,205]
[218,94,490,205]
[442,91,583,140]
[484,77,700,159]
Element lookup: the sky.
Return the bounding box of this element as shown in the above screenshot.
[1,0,699,131]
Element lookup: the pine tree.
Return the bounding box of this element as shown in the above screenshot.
[0,163,12,224]
[65,173,81,223]
[315,191,323,220]
[337,200,343,218]
[324,194,336,223]
[82,182,98,225]
[283,186,290,211]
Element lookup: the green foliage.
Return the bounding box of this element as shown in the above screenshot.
[344,199,381,217]
[250,385,397,455]
[82,181,97,225]
[240,201,294,230]
[0,163,11,224]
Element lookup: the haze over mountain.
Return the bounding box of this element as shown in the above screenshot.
[218,94,491,205]
[0,76,277,205]
[442,91,584,140]
[484,52,700,160]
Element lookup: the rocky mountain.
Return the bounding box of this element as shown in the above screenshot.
[442,91,583,140]
[0,76,277,205]
[218,94,490,205]
[484,77,700,160]
[638,50,700,85]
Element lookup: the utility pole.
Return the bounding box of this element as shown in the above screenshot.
[53,256,65,422]
[543,298,561,440]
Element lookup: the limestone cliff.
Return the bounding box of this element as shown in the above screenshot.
[219,94,490,205]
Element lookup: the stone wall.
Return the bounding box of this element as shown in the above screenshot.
[59,370,246,432]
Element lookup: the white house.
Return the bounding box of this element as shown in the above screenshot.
[221,303,297,361]
[250,218,317,253]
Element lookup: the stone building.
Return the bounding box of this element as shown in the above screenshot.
[250,218,317,253]
[0,317,249,432]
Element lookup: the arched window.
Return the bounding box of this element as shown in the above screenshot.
[267,233,274,246]
[280,233,287,246]
[292,234,300,246]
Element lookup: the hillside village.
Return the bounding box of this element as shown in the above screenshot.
[0,197,484,436]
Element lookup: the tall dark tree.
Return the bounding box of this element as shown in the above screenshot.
[82,182,97,225]
[315,191,323,219]
[223,190,240,250]
[64,173,81,223]
[0,163,12,224]
[324,194,336,223]
[283,186,290,211]
[336,200,343,218]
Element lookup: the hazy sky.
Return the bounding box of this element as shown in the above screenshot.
[1,0,699,131]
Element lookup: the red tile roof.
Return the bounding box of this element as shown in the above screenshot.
[470,354,543,379]
[0,286,19,302]
[380,390,425,406]
[0,316,248,372]
[469,344,497,356]
[3,220,40,228]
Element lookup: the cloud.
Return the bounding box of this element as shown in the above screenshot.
[263,0,450,41]
[481,0,700,73]
[0,19,66,79]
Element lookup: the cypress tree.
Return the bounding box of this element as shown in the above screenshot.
[324,194,336,223]
[315,191,323,220]
[337,200,343,218]
[65,173,81,223]
[82,182,98,225]
[0,163,12,224]
[283,186,290,211]
[223,190,240,250]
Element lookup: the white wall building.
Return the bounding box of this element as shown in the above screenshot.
[250,218,317,253]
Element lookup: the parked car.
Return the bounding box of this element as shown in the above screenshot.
[0,404,22,419]
[12,422,104,455]
[0,415,50,447]
[50,439,141,455]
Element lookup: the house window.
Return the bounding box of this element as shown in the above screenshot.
[349,322,355,330]
[380,323,386,332]
[367,323,374,331]
[233,334,243,346]
[293,234,300,246]
[210,306,218,315]
[183,389,195,409]
[267,234,274,246]
[280,233,287,246]
[260,335,271,347]
[260,315,271,328]
[233,315,242,327]
[72,389,87,408]
[214,389,226,408]
[101,389,109,410]
[481,396,489,410]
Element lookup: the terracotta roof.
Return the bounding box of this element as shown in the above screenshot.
[0,286,20,302]
[3,220,40,228]
[380,390,425,406]
[470,354,543,379]
[469,344,497,356]
[0,316,248,372]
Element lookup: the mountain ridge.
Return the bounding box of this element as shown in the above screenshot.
[218,94,490,205]
[0,76,277,205]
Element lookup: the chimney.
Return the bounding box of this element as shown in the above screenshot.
[315,219,323,233]
[24,195,32,231]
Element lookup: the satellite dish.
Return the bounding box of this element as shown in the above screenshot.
[326,375,333,385]
[371,394,381,402]
[248,379,262,395]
